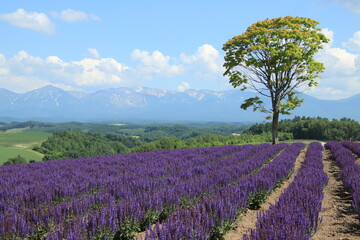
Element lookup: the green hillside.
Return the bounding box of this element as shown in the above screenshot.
[0,131,51,147]
[0,131,51,164]
[0,147,43,164]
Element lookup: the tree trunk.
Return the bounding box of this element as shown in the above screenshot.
[272,110,280,144]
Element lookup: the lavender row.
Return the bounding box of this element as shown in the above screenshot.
[41,144,263,239]
[0,144,268,239]
[245,142,328,240]
[145,143,304,240]
[342,141,360,157]
[0,145,242,210]
[325,141,360,213]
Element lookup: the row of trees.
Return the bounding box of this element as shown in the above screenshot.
[12,116,360,161]
[33,130,294,160]
[244,117,360,141]
[33,131,144,160]
[3,155,36,165]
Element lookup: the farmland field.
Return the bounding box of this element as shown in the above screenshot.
[0,131,51,147]
[0,142,360,239]
[0,146,43,164]
[0,131,51,164]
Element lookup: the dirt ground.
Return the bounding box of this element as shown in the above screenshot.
[355,156,360,165]
[224,149,307,240]
[311,149,360,240]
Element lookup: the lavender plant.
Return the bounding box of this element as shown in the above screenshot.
[244,142,328,240]
[145,143,305,239]
[326,141,360,214]
[0,144,268,239]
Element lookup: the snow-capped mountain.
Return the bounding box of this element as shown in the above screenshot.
[0,85,359,122]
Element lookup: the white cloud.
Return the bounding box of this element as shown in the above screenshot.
[318,46,357,75]
[0,54,10,75]
[0,50,130,92]
[321,28,334,46]
[342,31,360,52]
[312,29,360,99]
[87,48,100,59]
[180,44,224,77]
[131,49,184,77]
[177,82,190,92]
[331,0,360,14]
[0,8,55,34]
[4,40,358,100]
[51,9,100,22]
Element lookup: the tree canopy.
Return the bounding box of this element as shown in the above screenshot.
[223,16,329,144]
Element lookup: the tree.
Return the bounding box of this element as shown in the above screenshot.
[223,16,329,144]
[3,155,27,165]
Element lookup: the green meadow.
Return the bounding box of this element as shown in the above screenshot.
[0,147,43,164]
[0,131,51,147]
[0,131,51,164]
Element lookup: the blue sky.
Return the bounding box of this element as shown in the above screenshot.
[0,0,360,99]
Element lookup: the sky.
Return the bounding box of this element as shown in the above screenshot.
[0,0,360,100]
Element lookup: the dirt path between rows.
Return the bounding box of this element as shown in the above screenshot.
[312,149,360,240]
[355,155,360,165]
[224,148,307,240]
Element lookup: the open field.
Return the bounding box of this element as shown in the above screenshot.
[0,131,50,163]
[0,146,43,164]
[0,141,360,239]
[0,131,51,147]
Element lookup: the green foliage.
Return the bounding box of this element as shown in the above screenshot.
[3,154,27,165]
[223,16,329,143]
[92,227,116,240]
[241,97,265,113]
[244,116,360,141]
[0,121,54,132]
[38,131,133,160]
[132,137,185,153]
[142,124,222,141]
[104,134,143,148]
[113,218,141,240]
[209,220,233,240]
[142,130,169,142]
[247,191,271,210]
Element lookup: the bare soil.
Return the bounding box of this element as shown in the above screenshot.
[311,149,360,240]
[355,155,360,165]
[224,149,307,240]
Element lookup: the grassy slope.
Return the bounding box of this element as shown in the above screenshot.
[0,131,51,164]
[0,147,43,164]
[0,131,51,147]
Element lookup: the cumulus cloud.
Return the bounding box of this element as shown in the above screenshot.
[342,31,360,52]
[5,41,358,100]
[0,8,55,34]
[177,82,190,92]
[321,28,334,46]
[87,48,100,59]
[180,44,224,78]
[51,9,100,22]
[330,0,360,14]
[131,49,184,78]
[313,29,360,99]
[0,50,130,92]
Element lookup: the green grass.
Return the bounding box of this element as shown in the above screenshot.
[0,146,43,164]
[0,131,50,164]
[0,131,51,147]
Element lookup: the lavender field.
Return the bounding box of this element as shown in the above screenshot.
[1,142,360,240]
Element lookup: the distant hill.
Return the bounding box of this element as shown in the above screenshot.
[0,85,359,122]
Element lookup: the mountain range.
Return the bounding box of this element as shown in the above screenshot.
[0,85,359,123]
